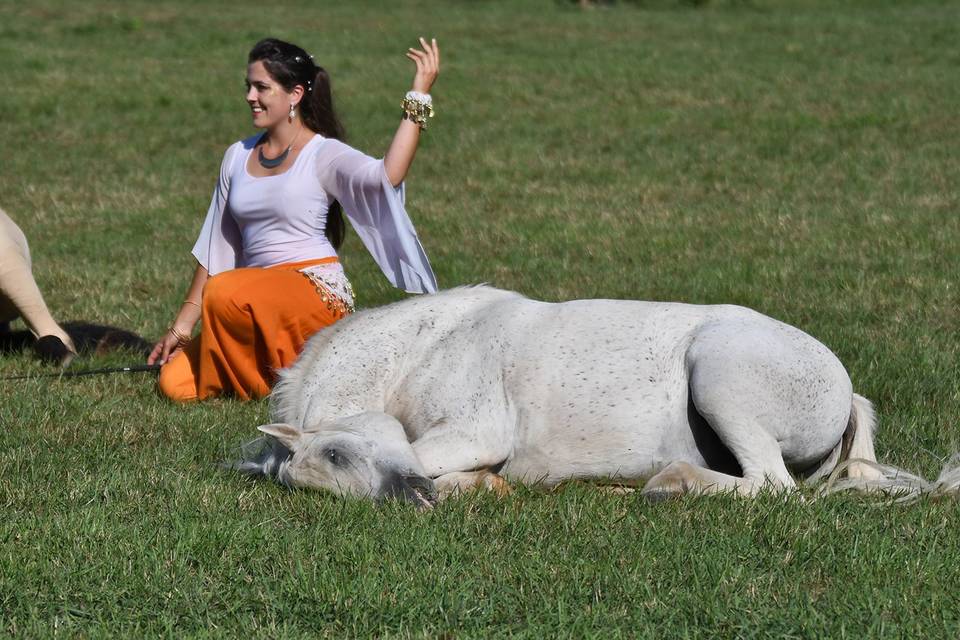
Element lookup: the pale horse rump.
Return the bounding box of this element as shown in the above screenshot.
[231,286,958,504]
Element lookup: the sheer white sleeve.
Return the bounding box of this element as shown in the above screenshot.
[318,140,438,294]
[191,143,243,276]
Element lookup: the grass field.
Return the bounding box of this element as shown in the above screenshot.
[2,0,959,636]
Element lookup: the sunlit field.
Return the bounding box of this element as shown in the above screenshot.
[1,0,959,636]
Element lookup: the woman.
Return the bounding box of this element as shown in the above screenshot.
[149,37,440,401]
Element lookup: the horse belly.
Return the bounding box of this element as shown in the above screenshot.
[493,300,717,484]
[503,406,699,485]
[502,356,698,484]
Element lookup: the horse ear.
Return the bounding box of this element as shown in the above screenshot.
[257,423,302,450]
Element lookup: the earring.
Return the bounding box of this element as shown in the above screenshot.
[289,104,296,122]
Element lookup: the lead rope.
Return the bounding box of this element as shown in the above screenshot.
[0,363,161,381]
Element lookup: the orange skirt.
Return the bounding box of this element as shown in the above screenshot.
[158,258,348,402]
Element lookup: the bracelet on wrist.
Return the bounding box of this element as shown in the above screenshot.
[402,91,434,129]
[406,91,432,105]
[169,326,192,346]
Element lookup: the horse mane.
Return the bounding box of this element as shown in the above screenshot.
[222,436,291,481]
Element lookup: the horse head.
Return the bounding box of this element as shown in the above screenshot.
[256,412,437,508]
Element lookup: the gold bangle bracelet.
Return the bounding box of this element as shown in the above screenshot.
[169,326,192,346]
[182,299,200,309]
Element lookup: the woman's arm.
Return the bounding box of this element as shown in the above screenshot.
[147,262,208,365]
[383,38,440,187]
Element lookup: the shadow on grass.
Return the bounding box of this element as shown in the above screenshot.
[0,321,151,359]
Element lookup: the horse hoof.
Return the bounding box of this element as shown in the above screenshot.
[34,336,76,367]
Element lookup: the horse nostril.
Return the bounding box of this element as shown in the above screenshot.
[381,473,437,509]
[405,475,438,509]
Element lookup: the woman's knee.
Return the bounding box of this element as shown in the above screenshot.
[158,351,199,402]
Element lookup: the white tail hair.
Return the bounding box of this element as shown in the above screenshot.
[820,455,960,503]
[802,393,880,485]
[844,394,882,480]
[814,394,960,502]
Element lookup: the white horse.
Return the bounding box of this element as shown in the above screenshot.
[232,285,898,504]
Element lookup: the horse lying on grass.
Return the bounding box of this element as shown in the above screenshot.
[233,286,958,505]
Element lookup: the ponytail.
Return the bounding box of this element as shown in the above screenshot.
[300,66,346,250]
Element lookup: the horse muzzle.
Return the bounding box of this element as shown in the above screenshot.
[380,472,438,509]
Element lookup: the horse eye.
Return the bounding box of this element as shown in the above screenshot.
[325,448,345,466]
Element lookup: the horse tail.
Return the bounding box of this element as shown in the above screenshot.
[842,393,882,479]
[803,393,879,484]
[816,394,960,502]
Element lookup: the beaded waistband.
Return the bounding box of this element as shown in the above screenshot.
[298,262,355,316]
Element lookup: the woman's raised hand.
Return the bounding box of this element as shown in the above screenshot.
[407,37,440,94]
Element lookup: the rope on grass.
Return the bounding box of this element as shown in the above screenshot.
[0,363,161,381]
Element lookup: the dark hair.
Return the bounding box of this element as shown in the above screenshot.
[248,38,346,249]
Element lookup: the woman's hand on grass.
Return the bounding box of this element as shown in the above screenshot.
[148,330,186,366]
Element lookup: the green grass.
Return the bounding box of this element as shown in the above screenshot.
[2,0,959,636]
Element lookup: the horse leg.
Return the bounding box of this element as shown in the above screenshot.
[642,416,796,500]
[0,212,76,362]
[642,426,797,497]
[642,459,789,500]
[432,470,512,500]
[642,325,830,499]
[410,417,512,479]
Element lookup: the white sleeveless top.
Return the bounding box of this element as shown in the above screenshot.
[191,133,437,294]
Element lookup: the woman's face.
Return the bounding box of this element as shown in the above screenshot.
[245,60,300,129]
